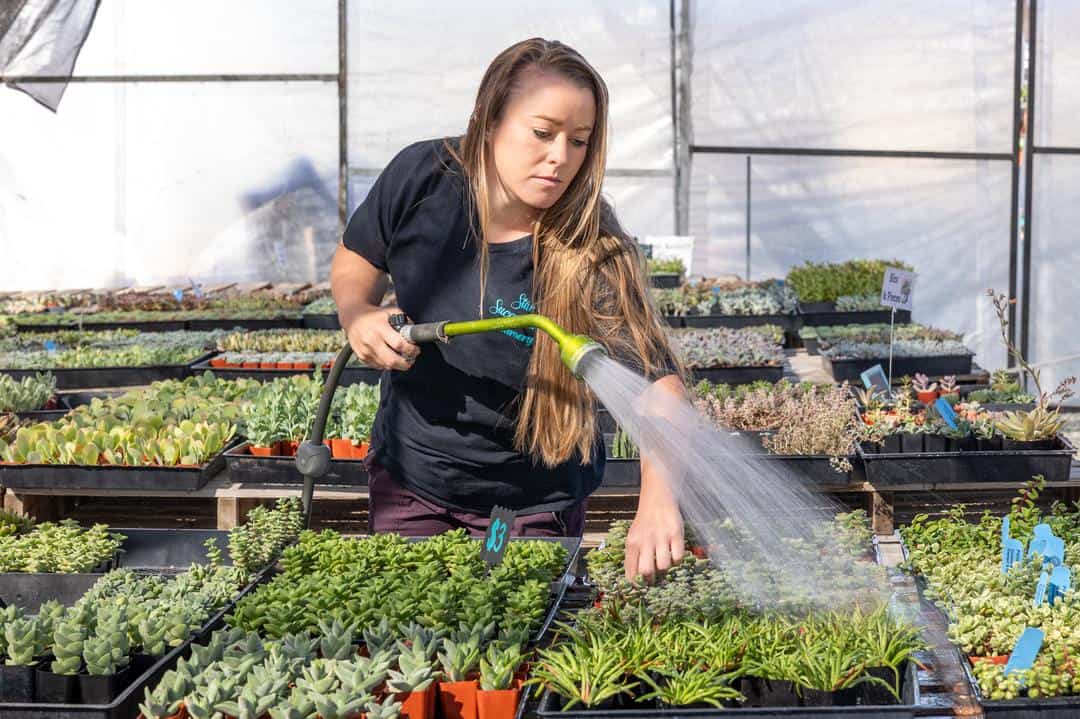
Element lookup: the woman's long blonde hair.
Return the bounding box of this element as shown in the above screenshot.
[446,38,684,467]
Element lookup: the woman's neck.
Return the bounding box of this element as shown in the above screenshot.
[485,167,540,244]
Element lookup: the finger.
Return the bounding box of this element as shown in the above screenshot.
[374,341,412,372]
[670,537,686,565]
[624,542,640,583]
[381,324,421,359]
[638,543,657,585]
[655,542,673,574]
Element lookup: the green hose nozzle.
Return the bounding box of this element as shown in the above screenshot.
[399,313,605,377]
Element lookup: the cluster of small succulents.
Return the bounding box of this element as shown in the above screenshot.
[666,326,785,368]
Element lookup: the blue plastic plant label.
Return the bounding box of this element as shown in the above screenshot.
[1049,566,1072,606]
[1003,538,1024,574]
[934,398,959,430]
[480,505,517,568]
[861,364,890,394]
[1034,570,1050,607]
[1004,628,1044,677]
[43,340,57,355]
[172,289,184,302]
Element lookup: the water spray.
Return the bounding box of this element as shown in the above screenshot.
[295,313,606,525]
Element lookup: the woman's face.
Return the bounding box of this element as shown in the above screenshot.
[488,68,596,212]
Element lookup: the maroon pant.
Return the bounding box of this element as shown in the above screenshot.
[366,459,586,537]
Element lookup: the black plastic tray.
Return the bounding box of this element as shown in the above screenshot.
[821,353,974,383]
[14,319,188,333]
[0,352,217,389]
[760,454,860,487]
[958,645,1080,718]
[12,408,70,422]
[691,365,784,385]
[224,443,368,486]
[797,304,912,327]
[301,313,341,330]
[803,337,820,355]
[681,313,795,332]
[0,529,234,610]
[189,358,382,386]
[0,438,235,491]
[536,658,918,717]
[857,435,1075,485]
[602,458,640,487]
[649,273,683,289]
[186,317,301,331]
[0,558,277,719]
[56,389,128,409]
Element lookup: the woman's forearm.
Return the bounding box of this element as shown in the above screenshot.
[636,374,687,499]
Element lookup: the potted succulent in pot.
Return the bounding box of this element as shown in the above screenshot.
[938,375,959,403]
[438,636,482,719]
[912,373,938,405]
[79,605,132,704]
[388,649,438,719]
[477,644,524,719]
[1,613,42,703]
[38,613,86,703]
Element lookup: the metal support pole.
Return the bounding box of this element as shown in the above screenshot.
[337,0,349,230]
[888,307,896,387]
[1020,0,1037,371]
[1006,0,1024,366]
[745,155,751,281]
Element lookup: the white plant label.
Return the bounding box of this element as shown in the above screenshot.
[880,267,916,311]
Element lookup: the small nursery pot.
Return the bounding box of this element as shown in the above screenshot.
[970,654,1009,666]
[79,666,132,705]
[350,441,369,459]
[861,663,906,706]
[916,390,938,405]
[259,361,277,369]
[882,435,902,454]
[34,667,79,703]
[276,362,295,370]
[209,358,228,368]
[249,444,275,457]
[241,361,260,369]
[438,679,479,719]
[1002,438,1056,451]
[860,441,880,455]
[294,361,315,370]
[977,436,1003,451]
[280,440,300,457]
[922,435,947,453]
[477,687,520,719]
[798,687,835,707]
[948,436,978,452]
[0,663,37,703]
[755,678,799,707]
[899,432,924,453]
[330,438,354,459]
[397,685,437,719]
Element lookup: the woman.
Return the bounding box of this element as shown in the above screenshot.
[330,38,687,581]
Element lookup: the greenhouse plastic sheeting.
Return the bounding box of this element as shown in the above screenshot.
[72,0,338,76]
[0,82,338,290]
[1029,155,1080,405]
[0,0,100,111]
[688,154,1012,370]
[691,0,1015,153]
[1035,0,1080,148]
[346,0,673,172]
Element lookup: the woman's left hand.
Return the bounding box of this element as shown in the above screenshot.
[624,468,685,583]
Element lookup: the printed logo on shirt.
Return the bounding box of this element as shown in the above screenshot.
[488,292,535,346]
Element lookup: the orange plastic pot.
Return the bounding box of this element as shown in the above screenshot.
[330,439,354,459]
[260,361,277,369]
[351,441,369,459]
[249,445,274,457]
[397,685,437,719]
[477,688,519,719]
[242,362,259,369]
[970,654,1009,666]
[916,390,938,405]
[209,358,227,368]
[294,362,314,370]
[281,440,300,457]
[438,679,479,719]
[277,362,294,370]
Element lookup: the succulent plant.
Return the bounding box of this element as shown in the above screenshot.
[3,616,43,666]
[786,259,913,304]
[386,649,437,694]
[912,373,937,394]
[0,372,57,413]
[479,643,524,691]
[995,405,1065,442]
[438,636,481,682]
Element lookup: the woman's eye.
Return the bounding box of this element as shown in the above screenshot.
[532,128,551,140]
[571,138,589,148]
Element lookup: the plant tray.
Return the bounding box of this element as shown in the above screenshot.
[0,556,276,719]
[803,337,820,355]
[958,645,1080,718]
[797,304,913,327]
[302,313,341,330]
[681,313,796,332]
[224,443,368,486]
[821,353,973,383]
[0,439,235,492]
[691,365,784,385]
[649,273,683,289]
[189,357,382,386]
[0,352,217,390]
[186,316,302,331]
[536,658,918,718]
[760,454,861,488]
[857,435,1075,486]
[14,319,187,333]
[602,457,640,487]
[12,409,70,422]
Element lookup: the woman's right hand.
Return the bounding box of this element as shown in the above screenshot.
[343,306,420,371]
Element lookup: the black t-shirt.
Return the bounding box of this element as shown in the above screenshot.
[344,138,650,514]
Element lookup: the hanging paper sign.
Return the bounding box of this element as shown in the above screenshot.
[481,505,517,568]
[880,267,917,311]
